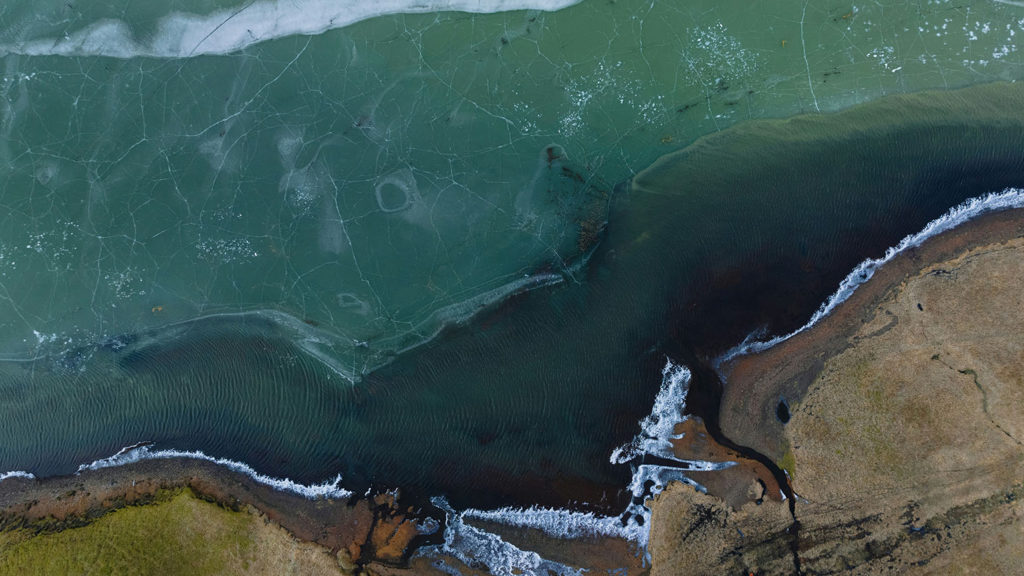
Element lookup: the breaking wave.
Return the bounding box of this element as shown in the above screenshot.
[77,443,352,499]
[432,461,712,571]
[0,470,35,483]
[718,188,1024,366]
[0,0,582,59]
[463,505,639,541]
[610,360,691,464]
[427,358,736,571]
[606,358,735,556]
[423,497,585,576]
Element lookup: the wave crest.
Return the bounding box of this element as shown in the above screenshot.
[77,443,352,499]
[718,188,1024,365]
[0,470,35,483]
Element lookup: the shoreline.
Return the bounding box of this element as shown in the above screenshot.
[0,456,433,569]
[715,189,1024,367]
[4,84,1024,573]
[718,203,1024,466]
[647,196,1024,574]
[6,194,1024,574]
[0,449,646,574]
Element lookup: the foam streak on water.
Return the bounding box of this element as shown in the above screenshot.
[437,461,708,570]
[718,188,1024,366]
[606,358,733,555]
[433,358,732,569]
[76,444,352,499]
[624,464,704,549]
[610,359,691,464]
[463,505,643,541]
[0,0,582,59]
[424,497,585,576]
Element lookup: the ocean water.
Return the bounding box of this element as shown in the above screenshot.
[2,0,1024,564]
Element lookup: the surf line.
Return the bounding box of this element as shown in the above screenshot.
[608,359,738,551]
[417,358,736,572]
[716,188,1024,367]
[0,470,36,483]
[77,442,353,499]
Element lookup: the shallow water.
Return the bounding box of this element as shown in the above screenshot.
[4,82,1024,517]
[1,0,1023,376]
[3,0,1024,533]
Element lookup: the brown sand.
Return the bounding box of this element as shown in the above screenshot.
[7,206,1024,576]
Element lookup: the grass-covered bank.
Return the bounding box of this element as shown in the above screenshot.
[0,488,351,575]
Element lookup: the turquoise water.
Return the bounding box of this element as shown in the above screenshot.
[4,83,1024,514]
[2,0,1024,515]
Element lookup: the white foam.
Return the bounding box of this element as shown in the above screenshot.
[603,359,735,557]
[624,464,705,551]
[610,359,692,464]
[448,358,735,567]
[0,0,583,59]
[77,444,352,499]
[717,188,1024,366]
[610,359,737,471]
[431,461,707,571]
[0,470,35,483]
[424,497,585,576]
[463,505,638,541]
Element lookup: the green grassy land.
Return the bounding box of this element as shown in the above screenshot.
[0,489,348,576]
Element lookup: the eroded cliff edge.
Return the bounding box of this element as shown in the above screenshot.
[650,208,1024,574]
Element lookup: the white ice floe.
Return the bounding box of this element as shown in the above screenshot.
[77,443,352,499]
[0,0,582,59]
[718,188,1024,365]
[0,470,35,483]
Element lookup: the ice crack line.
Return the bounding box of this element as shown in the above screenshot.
[801,1,820,112]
